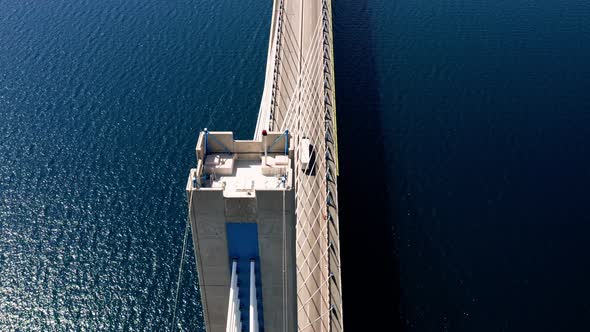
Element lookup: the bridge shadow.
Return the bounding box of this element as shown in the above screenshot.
[333,1,403,330]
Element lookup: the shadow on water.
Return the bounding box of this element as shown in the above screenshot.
[333,1,403,330]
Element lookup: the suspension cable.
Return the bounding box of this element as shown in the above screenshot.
[170,190,193,331]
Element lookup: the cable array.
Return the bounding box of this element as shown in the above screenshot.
[267,0,343,330]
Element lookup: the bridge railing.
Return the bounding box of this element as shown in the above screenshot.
[254,0,286,139]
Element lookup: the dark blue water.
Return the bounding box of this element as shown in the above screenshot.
[2,0,590,331]
[335,0,590,331]
[0,0,270,330]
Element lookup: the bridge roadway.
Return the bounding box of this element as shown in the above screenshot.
[255,0,343,331]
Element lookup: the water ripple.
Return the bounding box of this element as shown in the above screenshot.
[0,0,270,330]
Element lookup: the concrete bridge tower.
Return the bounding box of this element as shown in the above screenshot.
[187,131,297,331]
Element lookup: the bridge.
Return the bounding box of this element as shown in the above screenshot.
[186,0,342,331]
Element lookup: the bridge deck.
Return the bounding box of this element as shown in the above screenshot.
[256,0,342,331]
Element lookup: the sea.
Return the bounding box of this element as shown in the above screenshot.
[1,0,590,331]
